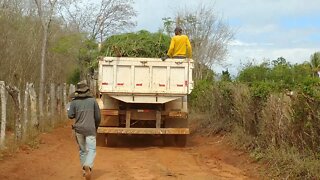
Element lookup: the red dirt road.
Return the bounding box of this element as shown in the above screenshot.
[0,123,261,180]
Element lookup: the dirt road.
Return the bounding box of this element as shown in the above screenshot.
[0,123,260,180]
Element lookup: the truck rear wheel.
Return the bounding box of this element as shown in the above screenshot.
[163,135,175,146]
[175,135,187,147]
[96,133,107,147]
[106,134,118,147]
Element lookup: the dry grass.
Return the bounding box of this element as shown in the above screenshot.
[192,82,320,179]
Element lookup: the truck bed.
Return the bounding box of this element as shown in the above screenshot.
[98,57,193,104]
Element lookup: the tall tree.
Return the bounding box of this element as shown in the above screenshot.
[310,51,320,77]
[59,0,136,79]
[61,0,136,42]
[34,0,58,118]
[163,4,234,81]
[221,69,232,82]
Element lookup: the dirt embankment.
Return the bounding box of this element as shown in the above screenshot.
[0,123,261,180]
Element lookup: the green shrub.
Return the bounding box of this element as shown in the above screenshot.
[189,81,234,134]
[67,68,81,84]
[189,79,214,112]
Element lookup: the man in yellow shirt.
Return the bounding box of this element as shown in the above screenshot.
[162,27,192,61]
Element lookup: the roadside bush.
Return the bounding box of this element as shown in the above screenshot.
[233,87,320,178]
[259,94,292,149]
[190,54,320,178]
[189,79,214,112]
[189,81,234,134]
[231,83,259,136]
[290,91,320,154]
[193,80,320,178]
[250,81,275,100]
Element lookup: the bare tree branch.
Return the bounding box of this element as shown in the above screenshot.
[61,0,136,41]
[170,4,234,80]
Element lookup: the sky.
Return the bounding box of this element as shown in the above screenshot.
[132,0,320,76]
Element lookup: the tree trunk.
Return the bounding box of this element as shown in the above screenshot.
[0,81,7,149]
[39,25,48,118]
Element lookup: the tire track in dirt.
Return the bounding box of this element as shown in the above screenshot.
[0,123,260,180]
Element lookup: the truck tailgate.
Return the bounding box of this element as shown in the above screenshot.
[98,57,193,96]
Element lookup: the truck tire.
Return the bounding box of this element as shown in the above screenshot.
[163,135,175,146]
[175,135,187,147]
[106,134,118,147]
[96,133,107,147]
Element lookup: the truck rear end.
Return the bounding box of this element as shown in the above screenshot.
[97,57,193,146]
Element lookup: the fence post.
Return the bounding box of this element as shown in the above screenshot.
[6,85,22,142]
[23,83,29,141]
[50,83,55,126]
[56,84,62,122]
[0,81,7,148]
[46,87,50,118]
[50,83,55,115]
[90,79,97,98]
[69,84,75,97]
[63,83,67,111]
[28,83,38,128]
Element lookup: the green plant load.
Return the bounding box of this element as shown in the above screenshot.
[101,30,170,58]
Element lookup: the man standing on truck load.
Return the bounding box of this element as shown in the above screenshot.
[67,81,101,180]
[163,27,192,60]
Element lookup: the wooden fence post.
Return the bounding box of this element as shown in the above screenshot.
[90,79,96,97]
[46,87,50,118]
[63,83,67,110]
[6,85,22,142]
[69,84,75,97]
[50,83,56,126]
[0,81,7,148]
[23,83,29,141]
[56,84,62,121]
[49,83,56,116]
[28,83,38,128]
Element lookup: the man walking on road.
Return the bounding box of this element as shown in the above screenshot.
[67,81,101,180]
[163,27,192,60]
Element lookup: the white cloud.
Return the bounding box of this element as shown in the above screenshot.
[229,40,273,47]
[215,0,320,23]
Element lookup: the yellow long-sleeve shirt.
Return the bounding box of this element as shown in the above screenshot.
[167,35,192,58]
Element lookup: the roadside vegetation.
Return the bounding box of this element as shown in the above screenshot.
[190,54,320,179]
[0,0,136,153]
